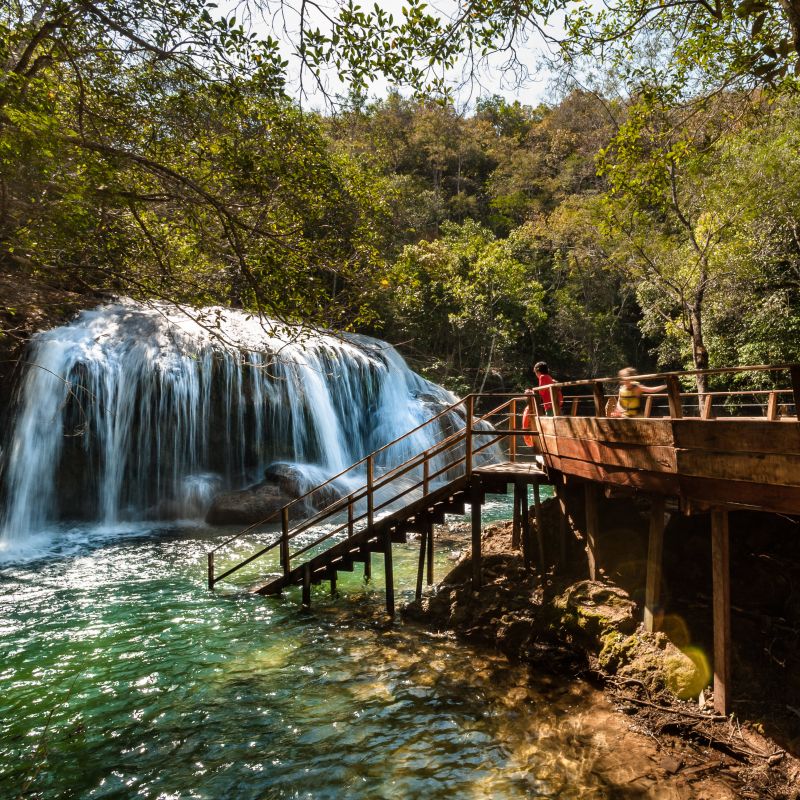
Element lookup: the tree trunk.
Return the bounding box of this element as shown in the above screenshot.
[688,307,709,397]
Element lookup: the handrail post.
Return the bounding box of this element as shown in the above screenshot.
[466,395,474,477]
[208,552,215,590]
[281,507,290,577]
[347,493,354,537]
[423,455,429,495]
[592,381,605,417]
[791,365,800,420]
[367,454,374,530]
[666,375,683,419]
[509,398,517,463]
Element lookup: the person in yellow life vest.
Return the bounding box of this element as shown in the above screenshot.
[614,367,667,417]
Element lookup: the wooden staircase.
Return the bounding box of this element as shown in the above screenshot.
[207,393,542,615]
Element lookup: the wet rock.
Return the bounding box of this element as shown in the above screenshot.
[205,482,297,525]
[555,580,638,640]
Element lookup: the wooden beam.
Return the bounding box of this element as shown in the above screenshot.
[766,391,779,421]
[534,481,545,578]
[330,573,337,596]
[592,381,606,417]
[555,480,568,567]
[520,480,531,571]
[302,564,311,609]
[791,365,800,421]
[471,476,482,589]
[384,528,395,618]
[676,448,800,488]
[512,480,522,550]
[701,394,715,420]
[666,375,683,419]
[673,419,800,455]
[426,519,434,585]
[711,509,731,716]
[415,527,427,600]
[644,495,665,633]
[553,416,675,446]
[584,482,600,581]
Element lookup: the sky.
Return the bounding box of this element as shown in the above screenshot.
[247,0,561,111]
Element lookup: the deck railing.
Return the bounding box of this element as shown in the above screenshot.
[207,364,799,590]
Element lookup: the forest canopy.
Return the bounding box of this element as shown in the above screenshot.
[1,0,799,392]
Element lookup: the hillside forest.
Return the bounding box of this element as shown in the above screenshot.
[3,0,800,394]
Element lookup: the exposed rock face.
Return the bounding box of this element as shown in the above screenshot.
[403,515,705,698]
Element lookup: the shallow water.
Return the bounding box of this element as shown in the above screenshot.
[0,493,670,800]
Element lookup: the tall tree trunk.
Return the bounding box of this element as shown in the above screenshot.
[688,306,709,397]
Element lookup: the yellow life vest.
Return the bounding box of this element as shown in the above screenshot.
[618,383,641,417]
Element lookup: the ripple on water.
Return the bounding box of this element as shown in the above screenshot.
[1,525,659,800]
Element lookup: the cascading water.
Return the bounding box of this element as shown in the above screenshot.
[0,300,479,547]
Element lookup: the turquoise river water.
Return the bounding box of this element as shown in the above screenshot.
[1,494,656,799]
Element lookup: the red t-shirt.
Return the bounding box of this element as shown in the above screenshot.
[538,373,563,411]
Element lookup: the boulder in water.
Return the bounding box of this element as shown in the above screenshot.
[205,482,297,525]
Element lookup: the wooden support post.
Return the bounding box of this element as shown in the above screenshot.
[702,393,715,420]
[281,506,290,577]
[666,375,683,419]
[384,528,395,618]
[347,494,354,538]
[644,495,665,633]
[766,390,779,420]
[423,456,430,495]
[426,520,434,585]
[592,381,605,417]
[711,509,731,716]
[570,397,579,416]
[302,564,311,609]
[534,482,545,578]
[643,395,653,418]
[415,527,427,600]
[584,482,599,581]
[509,399,517,463]
[791,365,800,421]
[466,396,474,477]
[367,455,374,531]
[520,481,531,572]
[363,545,371,581]
[330,573,337,596]
[512,480,522,550]
[471,476,482,590]
[555,480,567,568]
[207,553,215,590]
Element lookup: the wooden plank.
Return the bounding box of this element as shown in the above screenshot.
[584,482,600,581]
[678,475,800,515]
[673,419,800,455]
[553,416,675,447]
[644,496,665,633]
[676,448,800,487]
[711,510,731,716]
[550,435,677,472]
[545,453,681,495]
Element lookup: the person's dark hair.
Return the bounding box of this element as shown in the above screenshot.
[533,361,549,374]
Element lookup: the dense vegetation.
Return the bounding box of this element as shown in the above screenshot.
[2,0,800,393]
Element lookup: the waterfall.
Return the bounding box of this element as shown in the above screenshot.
[0,301,478,543]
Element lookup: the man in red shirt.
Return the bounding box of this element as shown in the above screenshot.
[532,361,562,416]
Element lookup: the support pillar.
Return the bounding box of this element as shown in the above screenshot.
[520,480,531,571]
[384,529,395,618]
[302,564,311,609]
[555,479,568,568]
[415,527,427,600]
[471,476,482,590]
[533,482,545,578]
[512,480,522,550]
[426,520,434,586]
[584,482,600,581]
[711,509,731,715]
[644,495,665,633]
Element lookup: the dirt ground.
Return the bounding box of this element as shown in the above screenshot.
[404,500,800,799]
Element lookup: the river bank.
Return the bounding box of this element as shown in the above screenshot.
[404,507,800,798]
